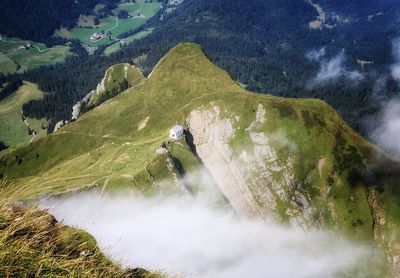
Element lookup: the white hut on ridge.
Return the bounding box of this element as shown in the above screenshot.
[170,124,184,139]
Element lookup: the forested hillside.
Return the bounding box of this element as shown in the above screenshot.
[317,0,398,16]
[6,0,400,135]
[0,0,119,43]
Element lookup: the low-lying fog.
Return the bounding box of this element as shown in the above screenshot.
[40,190,378,278]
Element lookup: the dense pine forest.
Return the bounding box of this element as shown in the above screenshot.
[0,141,7,152]
[0,0,119,44]
[0,76,23,102]
[2,0,400,134]
[317,0,398,16]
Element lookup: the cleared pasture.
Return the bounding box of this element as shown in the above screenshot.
[0,37,71,74]
[70,2,161,47]
[0,82,48,149]
[104,28,154,56]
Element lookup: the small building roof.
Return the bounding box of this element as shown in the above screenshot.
[171,124,184,133]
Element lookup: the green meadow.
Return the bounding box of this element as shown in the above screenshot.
[70,2,161,47]
[0,37,71,74]
[0,1,162,73]
[104,28,154,56]
[0,82,48,150]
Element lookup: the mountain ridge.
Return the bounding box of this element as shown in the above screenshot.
[1,42,400,275]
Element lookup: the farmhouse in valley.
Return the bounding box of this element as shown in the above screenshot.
[169,124,184,139]
[170,0,184,6]
[90,33,103,42]
[18,43,31,50]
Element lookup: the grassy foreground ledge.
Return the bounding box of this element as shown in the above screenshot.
[0,182,161,278]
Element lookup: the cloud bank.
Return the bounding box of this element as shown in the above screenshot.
[370,98,400,157]
[307,49,363,88]
[367,38,400,157]
[390,38,400,82]
[41,191,377,278]
[306,47,326,62]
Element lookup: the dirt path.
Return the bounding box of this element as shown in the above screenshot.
[105,17,119,33]
[0,36,54,53]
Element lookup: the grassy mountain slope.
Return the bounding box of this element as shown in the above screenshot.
[0,82,48,150]
[1,43,400,275]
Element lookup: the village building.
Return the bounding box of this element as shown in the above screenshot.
[131,11,141,18]
[19,42,31,50]
[90,33,103,42]
[169,125,184,139]
[170,0,184,6]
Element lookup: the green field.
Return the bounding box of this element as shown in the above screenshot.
[0,37,71,74]
[104,28,154,56]
[0,52,17,74]
[70,2,161,47]
[0,82,48,150]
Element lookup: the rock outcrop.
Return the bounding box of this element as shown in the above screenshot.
[72,63,144,120]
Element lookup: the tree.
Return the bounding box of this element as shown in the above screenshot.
[118,10,129,19]
[0,141,8,152]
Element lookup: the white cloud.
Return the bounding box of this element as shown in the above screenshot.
[269,130,298,153]
[40,191,378,278]
[307,50,364,88]
[366,38,400,157]
[391,65,400,82]
[372,76,389,100]
[306,47,326,62]
[390,38,400,82]
[370,98,400,157]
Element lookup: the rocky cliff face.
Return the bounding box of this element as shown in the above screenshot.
[186,104,316,223]
[187,103,400,274]
[72,63,144,120]
[187,106,258,216]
